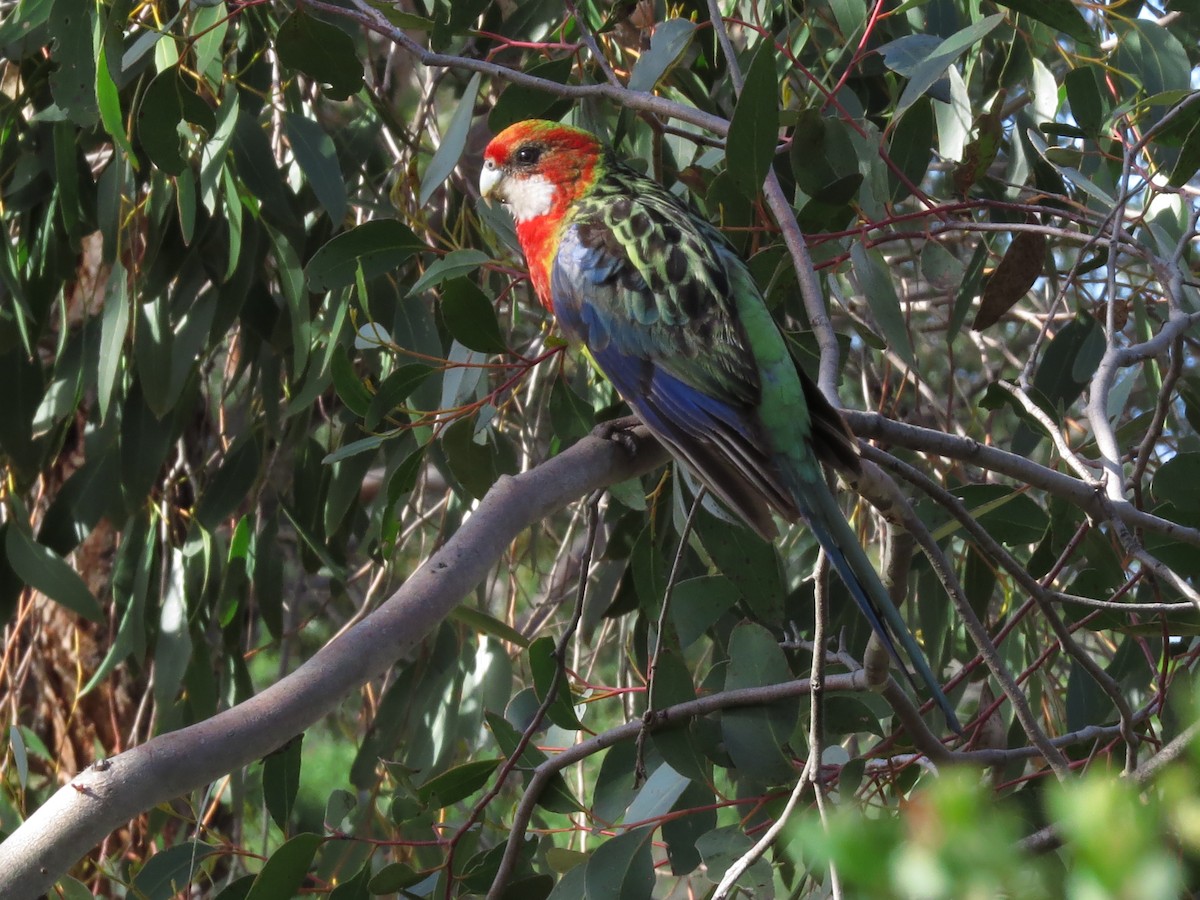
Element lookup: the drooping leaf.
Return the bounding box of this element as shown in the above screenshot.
[879,16,1004,117]
[973,228,1047,330]
[276,10,363,100]
[888,97,934,202]
[243,833,323,900]
[285,113,347,223]
[694,512,785,623]
[721,621,799,783]
[661,780,717,875]
[529,636,583,730]
[48,0,98,126]
[263,736,303,831]
[1065,65,1111,138]
[627,19,695,93]
[583,825,656,900]
[850,242,917,368]
[419,73,481,207]
[439,277,507,355]
[726,39,779,200]
[5,526,102,622]
[669,575,740,649]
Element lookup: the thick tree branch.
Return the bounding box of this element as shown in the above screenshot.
[0,430,669,899]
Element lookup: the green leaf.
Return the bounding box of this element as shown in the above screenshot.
[416,758,503,808]
[83,518,156,696]
[1152,453,1200,513]
[1034,314,1100,410]
[367,862,426,893]
[48,0,98,126]
[363,0,434,30]
[950,484,1048,545]
[285,113,347,223]
[489,57,575,132]
[627,19,695,93]
[96,44,134,160]
[948,241,988,342]
[365,364,432,431]
[323,790,356,834]
[485,711,581,814]
[243,833,323,900]
[530,636,583,730]
[233,112,295,222]
[9,725,28,789]
[419,73,481,207]
[722,621,798,783]
[850,242,917,368]
[1066,659,1115,732]
[441,415,517,500]
[1065,66,1110,138]
[137,68,215,176]
[408,249,490,296]
[548,377,594,445]
[52,879,94,900]
[888,97,934,202]
[276,10,363,100]
[1113,21,1191,102]
[992,0,1093,43]
[696,826,772,890]
[330,345,372,416]
[881,16,1004,117]
[647,651,706,784]
[1168,116,1200,188]
[5,526,102,622]
[789,111,863,204]
[450,605,530,648]
[669,575,740,649]
[132,842,220,900]
[194,436,262,531]
[661,780,717,875]
[440,277,507,354]
[98,263,129,422]
[263,735,303,831]
[726,39,779,201]
[305,219,426,291]
[624,762,690,825]
[694,512,784,623]
[583,826,656,900]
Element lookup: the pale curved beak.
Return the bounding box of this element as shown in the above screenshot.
[479,163,502,203]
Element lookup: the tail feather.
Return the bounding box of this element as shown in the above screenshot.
[796,484,961,732]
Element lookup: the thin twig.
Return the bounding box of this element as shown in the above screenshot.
[637,486,706,784]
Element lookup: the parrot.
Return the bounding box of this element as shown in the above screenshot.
[479,118,958,729]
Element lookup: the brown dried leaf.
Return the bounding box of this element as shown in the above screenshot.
[972,229,1047,330]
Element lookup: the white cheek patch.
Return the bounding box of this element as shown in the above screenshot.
[505,174,555,222]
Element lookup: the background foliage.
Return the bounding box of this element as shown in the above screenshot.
[1,0,1199,896]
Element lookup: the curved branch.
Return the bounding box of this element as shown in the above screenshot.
[842,411,1200,549]
[0,430,669,899]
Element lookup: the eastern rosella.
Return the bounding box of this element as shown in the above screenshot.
[480,119,956,727]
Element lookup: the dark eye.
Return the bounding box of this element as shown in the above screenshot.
[514,145,541,167]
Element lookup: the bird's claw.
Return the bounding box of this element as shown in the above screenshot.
[592,415,642,455]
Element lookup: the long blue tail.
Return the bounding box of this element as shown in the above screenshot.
[797,486,961,732]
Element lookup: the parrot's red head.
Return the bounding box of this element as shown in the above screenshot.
[480,120,604,308]
[479,120,602,224]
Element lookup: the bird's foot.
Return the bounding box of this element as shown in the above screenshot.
[592,415,642,456]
